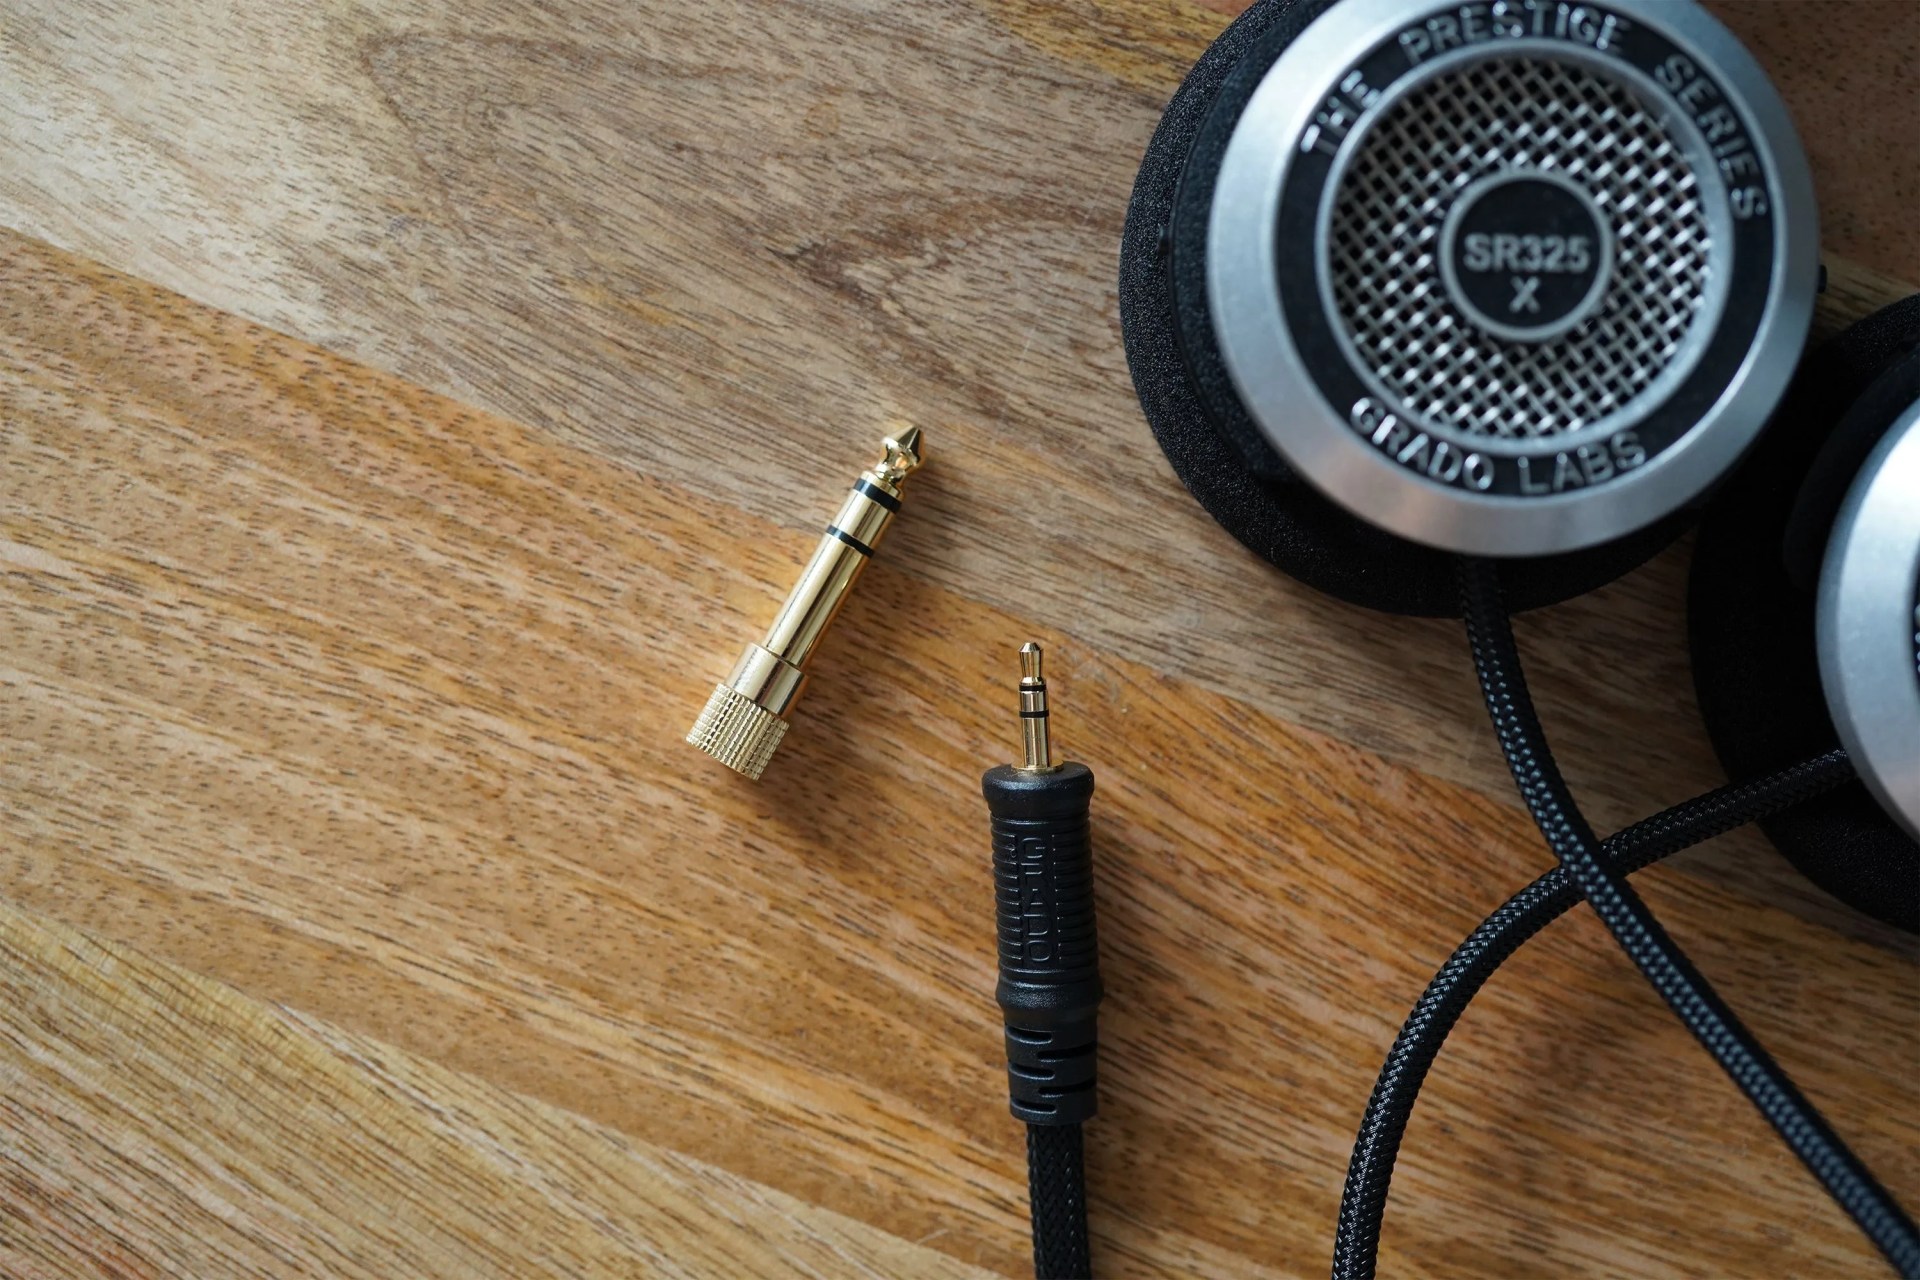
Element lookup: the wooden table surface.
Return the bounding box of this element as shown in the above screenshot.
[0,2,1914,1276]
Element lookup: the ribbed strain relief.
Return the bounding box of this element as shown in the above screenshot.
[985,761,1102,1128]
[687,684,789,780]
[1005,1020,1099,1125]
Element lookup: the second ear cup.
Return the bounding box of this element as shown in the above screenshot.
[1689,297,1920,934]
[1119,0,1720,617]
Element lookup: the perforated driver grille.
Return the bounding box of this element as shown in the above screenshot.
[1326,56,1713,439]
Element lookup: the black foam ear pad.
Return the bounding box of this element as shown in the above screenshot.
[1689,297,1920,934]
[1117,0,1685,618]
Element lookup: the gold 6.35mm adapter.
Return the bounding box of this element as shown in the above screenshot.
[686,427,923,779]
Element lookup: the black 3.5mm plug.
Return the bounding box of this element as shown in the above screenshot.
[982,643,1102,1280]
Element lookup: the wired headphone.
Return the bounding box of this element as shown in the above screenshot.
[1105,0,1920,1274]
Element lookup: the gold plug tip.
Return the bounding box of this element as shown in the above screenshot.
[874,426,924,484]
[1017,641,1053,772]
[1020,642,1043,682]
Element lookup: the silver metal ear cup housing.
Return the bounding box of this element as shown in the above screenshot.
[1819,404,1920,841]
[1208,0,1819,555]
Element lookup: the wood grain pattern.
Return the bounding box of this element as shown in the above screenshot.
[0,0,1914,1276]
[0,897,995,1280]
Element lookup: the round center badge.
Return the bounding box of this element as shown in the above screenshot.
[1439,170,1614,344]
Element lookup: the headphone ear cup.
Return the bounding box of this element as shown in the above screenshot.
[1119,0,1685,617]
[1688,297,1920,934]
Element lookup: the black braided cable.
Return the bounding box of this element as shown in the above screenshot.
[1027,1122,1092,1278]
[1455,557,1920,1277]
[1331,747,1856,1280]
